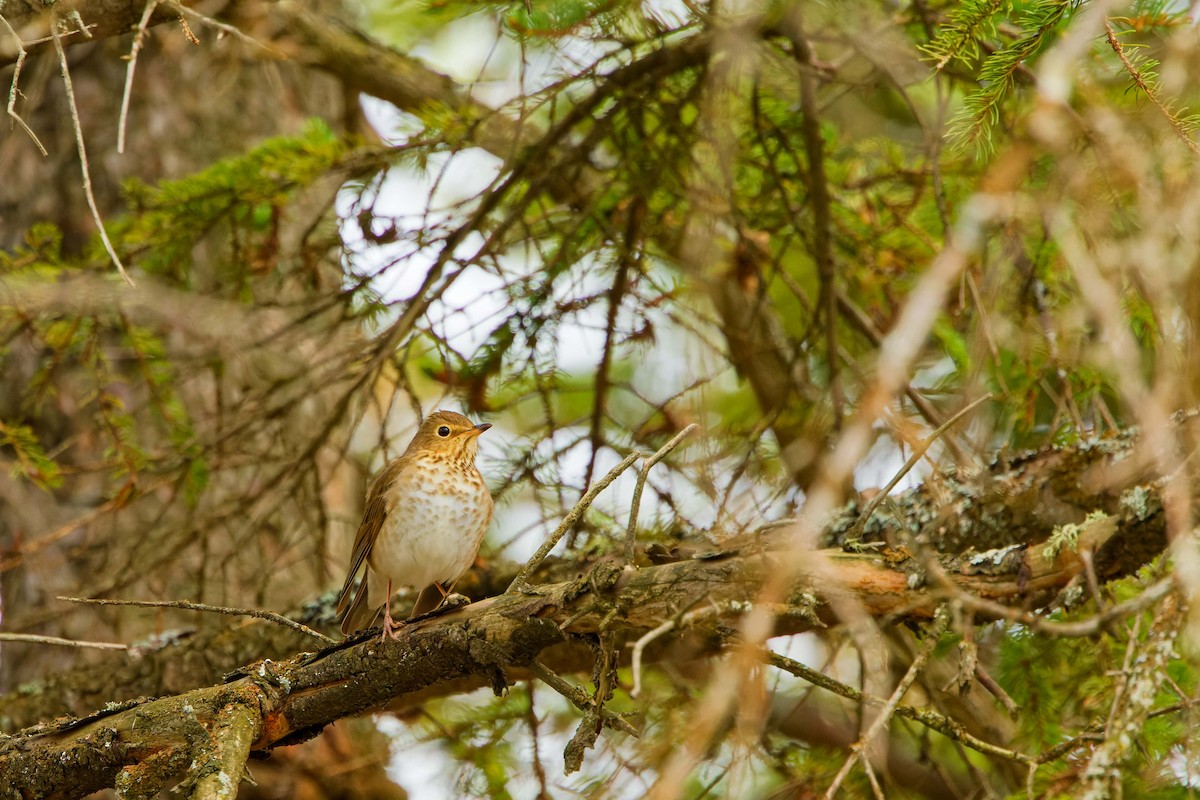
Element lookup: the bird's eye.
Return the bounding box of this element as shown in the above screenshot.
[437,426,451,437]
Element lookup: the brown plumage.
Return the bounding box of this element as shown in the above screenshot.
[336,410,493,640]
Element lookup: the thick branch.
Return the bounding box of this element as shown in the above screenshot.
[0,477,1164,798]
[0,0,180,63]
[1,429,1171,737]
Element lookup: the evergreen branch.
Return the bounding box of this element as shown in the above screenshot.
[950,0,1077,156]
[921,0,1005,73]
[1103,17,1199,153]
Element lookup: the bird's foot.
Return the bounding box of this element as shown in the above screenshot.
[380,607,406,642]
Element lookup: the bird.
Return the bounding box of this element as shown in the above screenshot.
[336,410,493,640]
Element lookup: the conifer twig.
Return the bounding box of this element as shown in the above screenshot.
[1104,18,1198,154]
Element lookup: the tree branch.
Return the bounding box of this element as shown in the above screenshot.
[1,467,1168,797]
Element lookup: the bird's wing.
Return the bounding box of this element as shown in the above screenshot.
[335,459,403,621]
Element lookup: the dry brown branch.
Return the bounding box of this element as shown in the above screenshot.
[50,21,133,286]
[0,633,126,651]
[508,451,642,591]
[824,607,952,797]
[0,12,46,155]
[58,596,335,644]
[116,0,158,155]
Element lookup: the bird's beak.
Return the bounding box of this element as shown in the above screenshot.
[468,423,492,437]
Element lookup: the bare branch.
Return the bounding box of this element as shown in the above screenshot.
[116,0,158,155]
[50,21,134,286]
[0,12,47,155]
[626,423,699,560]
[57,596,335,644]
[0,632,126,650]
[508,451,642,592]
[824,607,952,797]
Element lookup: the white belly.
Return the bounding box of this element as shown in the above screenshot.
[366,463,491,609]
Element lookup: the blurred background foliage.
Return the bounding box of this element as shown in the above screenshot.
[3,0,1200,796]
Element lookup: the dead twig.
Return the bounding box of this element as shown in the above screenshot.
[57,596,335,644]
[0,12,47,155]
[849,393,991,541]
[767,648,1034,765]
[625,423,699,561]
[117,0,159,155]
[0,632,126,650]
[630,619,675,698]
[161,0,277,52]
[824,606,952,798]
[947,577,1174,638]
[51,21,134,286]
[529,660,638,737]
[508,451,642,592]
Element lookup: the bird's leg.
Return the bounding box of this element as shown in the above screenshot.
[380,579,404,641]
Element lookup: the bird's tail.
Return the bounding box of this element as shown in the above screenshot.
[338,576,381,634]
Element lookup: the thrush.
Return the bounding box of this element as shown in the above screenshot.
[336,410,493,640]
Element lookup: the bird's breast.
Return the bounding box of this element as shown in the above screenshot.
[367,459,493,590]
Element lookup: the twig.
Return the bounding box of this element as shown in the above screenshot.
[50,22,135,286]
[0,12,47,155]
[630,619,675,698]
[117,0,159,155]
[529,660,638,736]
[767,649,1034,765]
[0,632,126,650]
[507,451,642,592]
[975,663,1020,720]
[1104,18,1199,154]
[849,393,991,540]
[1080,548,1107,617]
[161,0,277,52]
[523,682,552,800]
[948,576,1174,638]
[15,23,97,49]
[833,286,959,451]
[57,596,335,644]
[860,755,886,800]
[824,606,952,798]
[625,423,698,561]
[0,493,126,572]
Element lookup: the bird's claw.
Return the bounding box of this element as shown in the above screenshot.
[380,607,406,642]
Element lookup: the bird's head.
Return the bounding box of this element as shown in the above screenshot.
[404,410,492,464]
